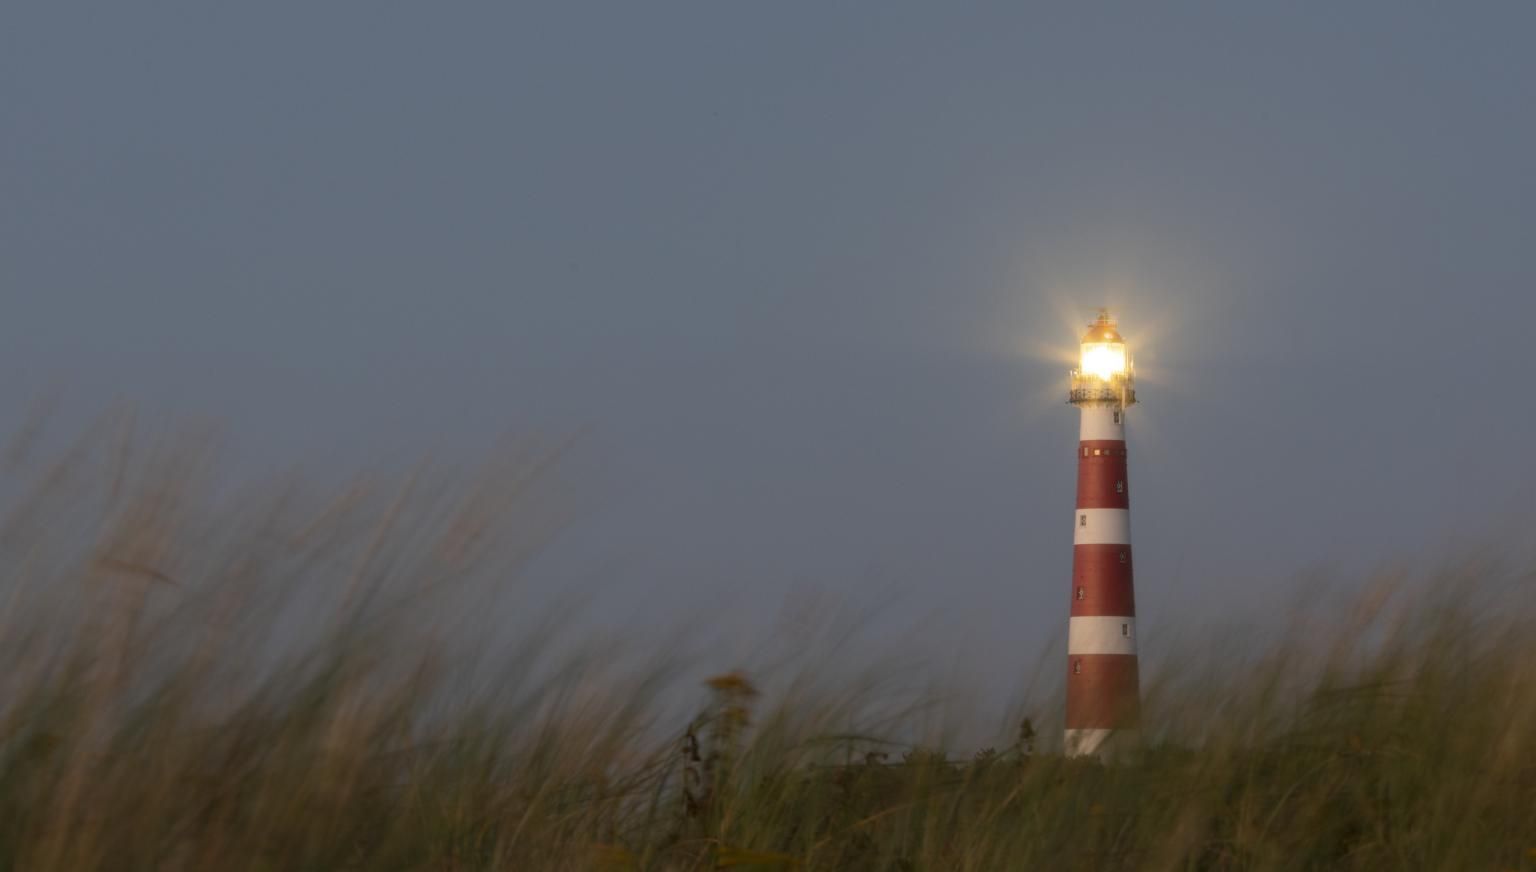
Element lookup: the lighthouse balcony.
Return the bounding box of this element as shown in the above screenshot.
[1068,378,1136,406]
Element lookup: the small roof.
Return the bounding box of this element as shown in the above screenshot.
[1082,309,1124,344]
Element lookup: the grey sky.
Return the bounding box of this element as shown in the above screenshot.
[4,4,1535,688]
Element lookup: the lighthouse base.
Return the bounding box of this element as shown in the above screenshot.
[1064,728,1141,762]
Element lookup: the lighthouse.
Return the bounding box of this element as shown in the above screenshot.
[1064,309,1140,760]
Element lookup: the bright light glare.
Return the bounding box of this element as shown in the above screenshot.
[1080,342,1127,380]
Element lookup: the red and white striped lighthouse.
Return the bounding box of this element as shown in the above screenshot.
[1064,309,1140,759]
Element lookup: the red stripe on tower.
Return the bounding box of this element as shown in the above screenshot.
[1065,310,1141,760]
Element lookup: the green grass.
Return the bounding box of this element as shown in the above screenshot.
[1,412,1534,869]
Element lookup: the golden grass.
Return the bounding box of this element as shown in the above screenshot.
[0,410,1533,869]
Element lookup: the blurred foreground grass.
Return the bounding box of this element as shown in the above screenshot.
[0,411,1534,870]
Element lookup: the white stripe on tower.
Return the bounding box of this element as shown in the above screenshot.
[1067,616,1137,655]
[1078,407,1124,441]
[1063,728,1118,757]
[1073,509,1130,545]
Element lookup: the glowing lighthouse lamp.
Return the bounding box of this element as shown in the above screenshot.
[1064,309,1141,760]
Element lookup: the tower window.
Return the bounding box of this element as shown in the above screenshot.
[1072,660,1081,675]
[1119,551,1128,564]
[1121,623,1129,637]
[1113,411,1121,424]
[1079,514,1087,527]
[1116,481,1125,494]
[1093,449,1101,456]
[1076,587,1085,601]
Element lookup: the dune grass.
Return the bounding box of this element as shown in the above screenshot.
[0,412,1534,870]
